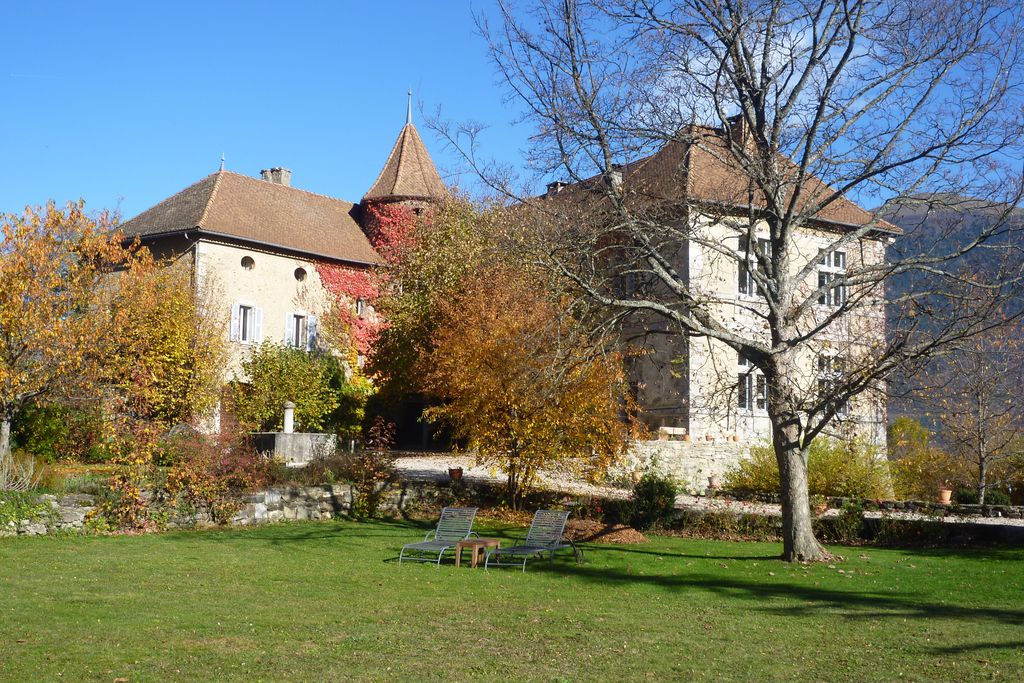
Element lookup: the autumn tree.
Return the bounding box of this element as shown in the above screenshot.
[454,0,1024,560]
[423,265,631,508]
[369,198,493,401]
[101,251,228,429]
[0,202,133,489]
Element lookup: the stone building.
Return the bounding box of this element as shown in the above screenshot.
[539,121,894,447]
[118,105,448,428]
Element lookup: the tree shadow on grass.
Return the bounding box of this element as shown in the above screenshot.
[522,554,1024,631]
[193,517,528,550]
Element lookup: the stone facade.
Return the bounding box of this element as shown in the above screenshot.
[194,240,337,381]
[631,214,888,448]
[618,439,751,494]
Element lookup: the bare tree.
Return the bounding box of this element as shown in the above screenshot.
[930,326,1023,503]
[443,0,1024,561]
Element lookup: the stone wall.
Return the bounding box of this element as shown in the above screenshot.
[1,483,450,537]
[1,493,97,537]
[618,439,750,494]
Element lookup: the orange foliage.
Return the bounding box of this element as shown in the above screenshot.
[422,265,630,507]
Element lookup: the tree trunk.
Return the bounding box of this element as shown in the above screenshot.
[768,359,831,563]
[0,418,10,465]
[978,457,988,506]
[772,422,831,562]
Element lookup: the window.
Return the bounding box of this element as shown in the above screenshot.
[817,250,847,307]
[737,352,767,411]
[291,314,307,348]
[738,236,771,296]
[286,311,318,350]
[241,256,255,271]
[817,355,848,417]
[230,303,262,343]
[355,298,366,316]
[294,267,307,281]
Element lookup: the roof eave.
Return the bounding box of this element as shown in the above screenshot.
[128,228,383,267]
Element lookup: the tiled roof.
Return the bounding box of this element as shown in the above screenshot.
[362,122,449,203]
[119,171,382,265]
[543,126,896,233]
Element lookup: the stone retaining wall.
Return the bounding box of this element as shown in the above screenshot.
[618,439,750,493]
[1,482,452,537]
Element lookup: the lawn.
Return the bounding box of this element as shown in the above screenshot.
[1,519,1022,682]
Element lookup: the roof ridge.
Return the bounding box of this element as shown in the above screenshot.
[363,129,406,200]
[217,169,357,208]
[197,170,224,227]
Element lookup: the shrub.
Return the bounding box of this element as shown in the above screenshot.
[888,417,960,500]
[321,417,398,519]
[671,510,781,541]
[814,500,866,544]
[11,402,106,463]
[629,473,678,531]
[955,488,1012,505]
[725,438,891,499]
[165,432,271,525]
[230,343,352,433]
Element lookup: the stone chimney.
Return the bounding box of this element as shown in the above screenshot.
[726,114,748,146]
[260,167,292,186]
[545,181,567,198]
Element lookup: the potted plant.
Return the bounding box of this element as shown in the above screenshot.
[937,484,953,505]
[810,494,828,516]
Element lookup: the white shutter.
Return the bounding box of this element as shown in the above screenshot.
[307,314,318,351]
[254,307,263,343]
[285,312,295,347]
[230,304,240,341]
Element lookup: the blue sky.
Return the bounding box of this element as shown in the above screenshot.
[1,1,527,220]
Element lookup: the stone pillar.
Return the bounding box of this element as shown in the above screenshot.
[283,401,295,434]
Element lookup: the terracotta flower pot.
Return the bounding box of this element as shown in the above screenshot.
[937,487,952,505]
[682,434,692,442]
[448,467,464,481]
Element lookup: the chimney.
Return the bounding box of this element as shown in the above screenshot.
[260,167,292,186]
[726,114,748,146]
[609,163,624,192]
[545,180,567,198]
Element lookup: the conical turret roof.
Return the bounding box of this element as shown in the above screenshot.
[363,121,449,203]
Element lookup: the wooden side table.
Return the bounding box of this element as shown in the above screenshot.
[455,538,501,568]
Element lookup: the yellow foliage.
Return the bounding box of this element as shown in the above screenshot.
[100,252,228,428]
[423,265,630,507]
[726,438,892,499]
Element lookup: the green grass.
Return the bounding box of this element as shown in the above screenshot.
[1,519,1022,682]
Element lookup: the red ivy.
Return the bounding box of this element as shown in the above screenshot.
[316,202,423,357]
[364,202,421,266]
[317,264,383,355]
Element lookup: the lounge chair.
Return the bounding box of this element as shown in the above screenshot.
[484,509,582,571]
[399,506,478,566]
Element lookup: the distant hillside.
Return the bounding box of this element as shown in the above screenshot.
[879,194,1024,430]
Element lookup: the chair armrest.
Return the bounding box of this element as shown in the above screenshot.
[423,530,436,541]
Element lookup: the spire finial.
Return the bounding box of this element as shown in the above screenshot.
[406,89,413,125]
[219,152,225,172]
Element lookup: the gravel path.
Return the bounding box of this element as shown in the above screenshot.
[394,454,1024,527]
